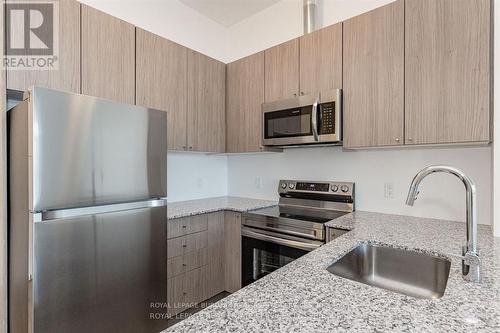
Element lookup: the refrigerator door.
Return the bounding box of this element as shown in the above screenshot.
[29,87,168,211]
[32,205,167,333]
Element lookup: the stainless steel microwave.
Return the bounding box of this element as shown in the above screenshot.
[262,89,342,146]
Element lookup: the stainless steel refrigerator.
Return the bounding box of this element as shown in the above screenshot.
[8,87,168,333]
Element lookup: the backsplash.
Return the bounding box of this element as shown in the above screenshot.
[227,146,492,225]
[167,152,228,202]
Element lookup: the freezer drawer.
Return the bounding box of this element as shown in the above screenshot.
[24,87,168,211]
[10,206,168,333]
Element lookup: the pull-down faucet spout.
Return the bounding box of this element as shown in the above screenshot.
[406,165,481,283]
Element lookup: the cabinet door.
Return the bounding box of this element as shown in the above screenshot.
[82,5,135,104]
[343,1,404,148]
[264,39,299,102]
[187,51,226,153]
[136,29,188,151]
[224,211,241,293]
[205,212,224,299]
[299,23,342,95]
[7,0,80,93]
[405,0,491,145]
[226,52,265,153]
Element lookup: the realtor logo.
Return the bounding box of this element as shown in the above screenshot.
[4,0,59,70]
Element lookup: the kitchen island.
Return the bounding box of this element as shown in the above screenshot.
[165,211,500,332]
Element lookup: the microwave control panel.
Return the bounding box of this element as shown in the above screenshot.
[319,102,335,134]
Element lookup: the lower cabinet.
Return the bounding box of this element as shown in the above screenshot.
[166,211,240,317]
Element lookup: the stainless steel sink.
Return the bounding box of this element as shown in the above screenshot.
[327,243,451,299]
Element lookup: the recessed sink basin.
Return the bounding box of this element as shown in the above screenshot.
[327,243,451,299]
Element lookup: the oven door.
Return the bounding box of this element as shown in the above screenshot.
[241,227,323,287]
[262,94,320,146]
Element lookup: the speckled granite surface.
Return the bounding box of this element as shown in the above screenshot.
[167,196,277,219]
[165,211,500,333]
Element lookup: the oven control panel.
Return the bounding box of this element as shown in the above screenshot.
[278,180,354,197]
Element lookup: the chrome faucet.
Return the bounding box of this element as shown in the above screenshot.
[405,165,481,283]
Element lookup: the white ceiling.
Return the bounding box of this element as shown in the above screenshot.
[179,0,281,27]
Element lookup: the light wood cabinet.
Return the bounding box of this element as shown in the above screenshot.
[167,231,207,259]
[342,0,404,148]
[166,212,228,316]
[167,272,187,316]
[299,23,342,95]
[184,266,208,307]
[136,28,188,151]
[224,211,242,293]
[405,0,491,145]
[264,39,299,102]
[167,265,207,317]
[7,0,81,93]
[167,249,207,279]
[226,52,265,153]
[81,5,135,104]
[167,214,207,239]
[187,51,226,153]
[205,212,224,299]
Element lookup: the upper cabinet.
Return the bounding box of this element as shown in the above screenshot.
[136,28,188,151]
[226,52,265,153]
[264,39,299,102]
[187,51,226,153]
[7,0,81,93]
[81,5,135,104]
[299,23,342,95]
[405,0,491,145]
[342,1,404,148]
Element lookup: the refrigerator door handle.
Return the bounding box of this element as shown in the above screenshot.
[32,198,168,222]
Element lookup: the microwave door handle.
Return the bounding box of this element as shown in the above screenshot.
[311,95,320,141]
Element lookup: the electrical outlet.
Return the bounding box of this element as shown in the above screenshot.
[384,183,394,199]
[254,177,263,189]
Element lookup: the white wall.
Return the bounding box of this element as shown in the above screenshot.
[228,146,492,225]
[78,0,230,62]
[225,0,395,62]
[78,0,397,64]
[167,153,227,202]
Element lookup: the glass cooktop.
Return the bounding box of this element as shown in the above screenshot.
[248,205,349,224]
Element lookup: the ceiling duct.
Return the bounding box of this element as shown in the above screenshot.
[303,0,317,34]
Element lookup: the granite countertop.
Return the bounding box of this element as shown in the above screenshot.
[166,211,500,333]
[167,196,277,219]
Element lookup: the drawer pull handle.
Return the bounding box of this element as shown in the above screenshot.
[182,225,187,229]
[182,264,186,267]
[183,292,187,295]
[182,244,187,248]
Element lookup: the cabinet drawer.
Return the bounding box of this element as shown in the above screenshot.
[167,231,207,259]
[167,266,207,316]
[167,273,187,316]
[168,214,208,239]
[167,249,208,278]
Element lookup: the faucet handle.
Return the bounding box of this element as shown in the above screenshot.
[463,251,481,266]
[462,246,481,283]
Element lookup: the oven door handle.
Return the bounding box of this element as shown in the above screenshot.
[311,94,320,142]
[242,227,322,251]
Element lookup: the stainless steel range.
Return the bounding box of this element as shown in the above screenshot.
[241,179,355,286]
